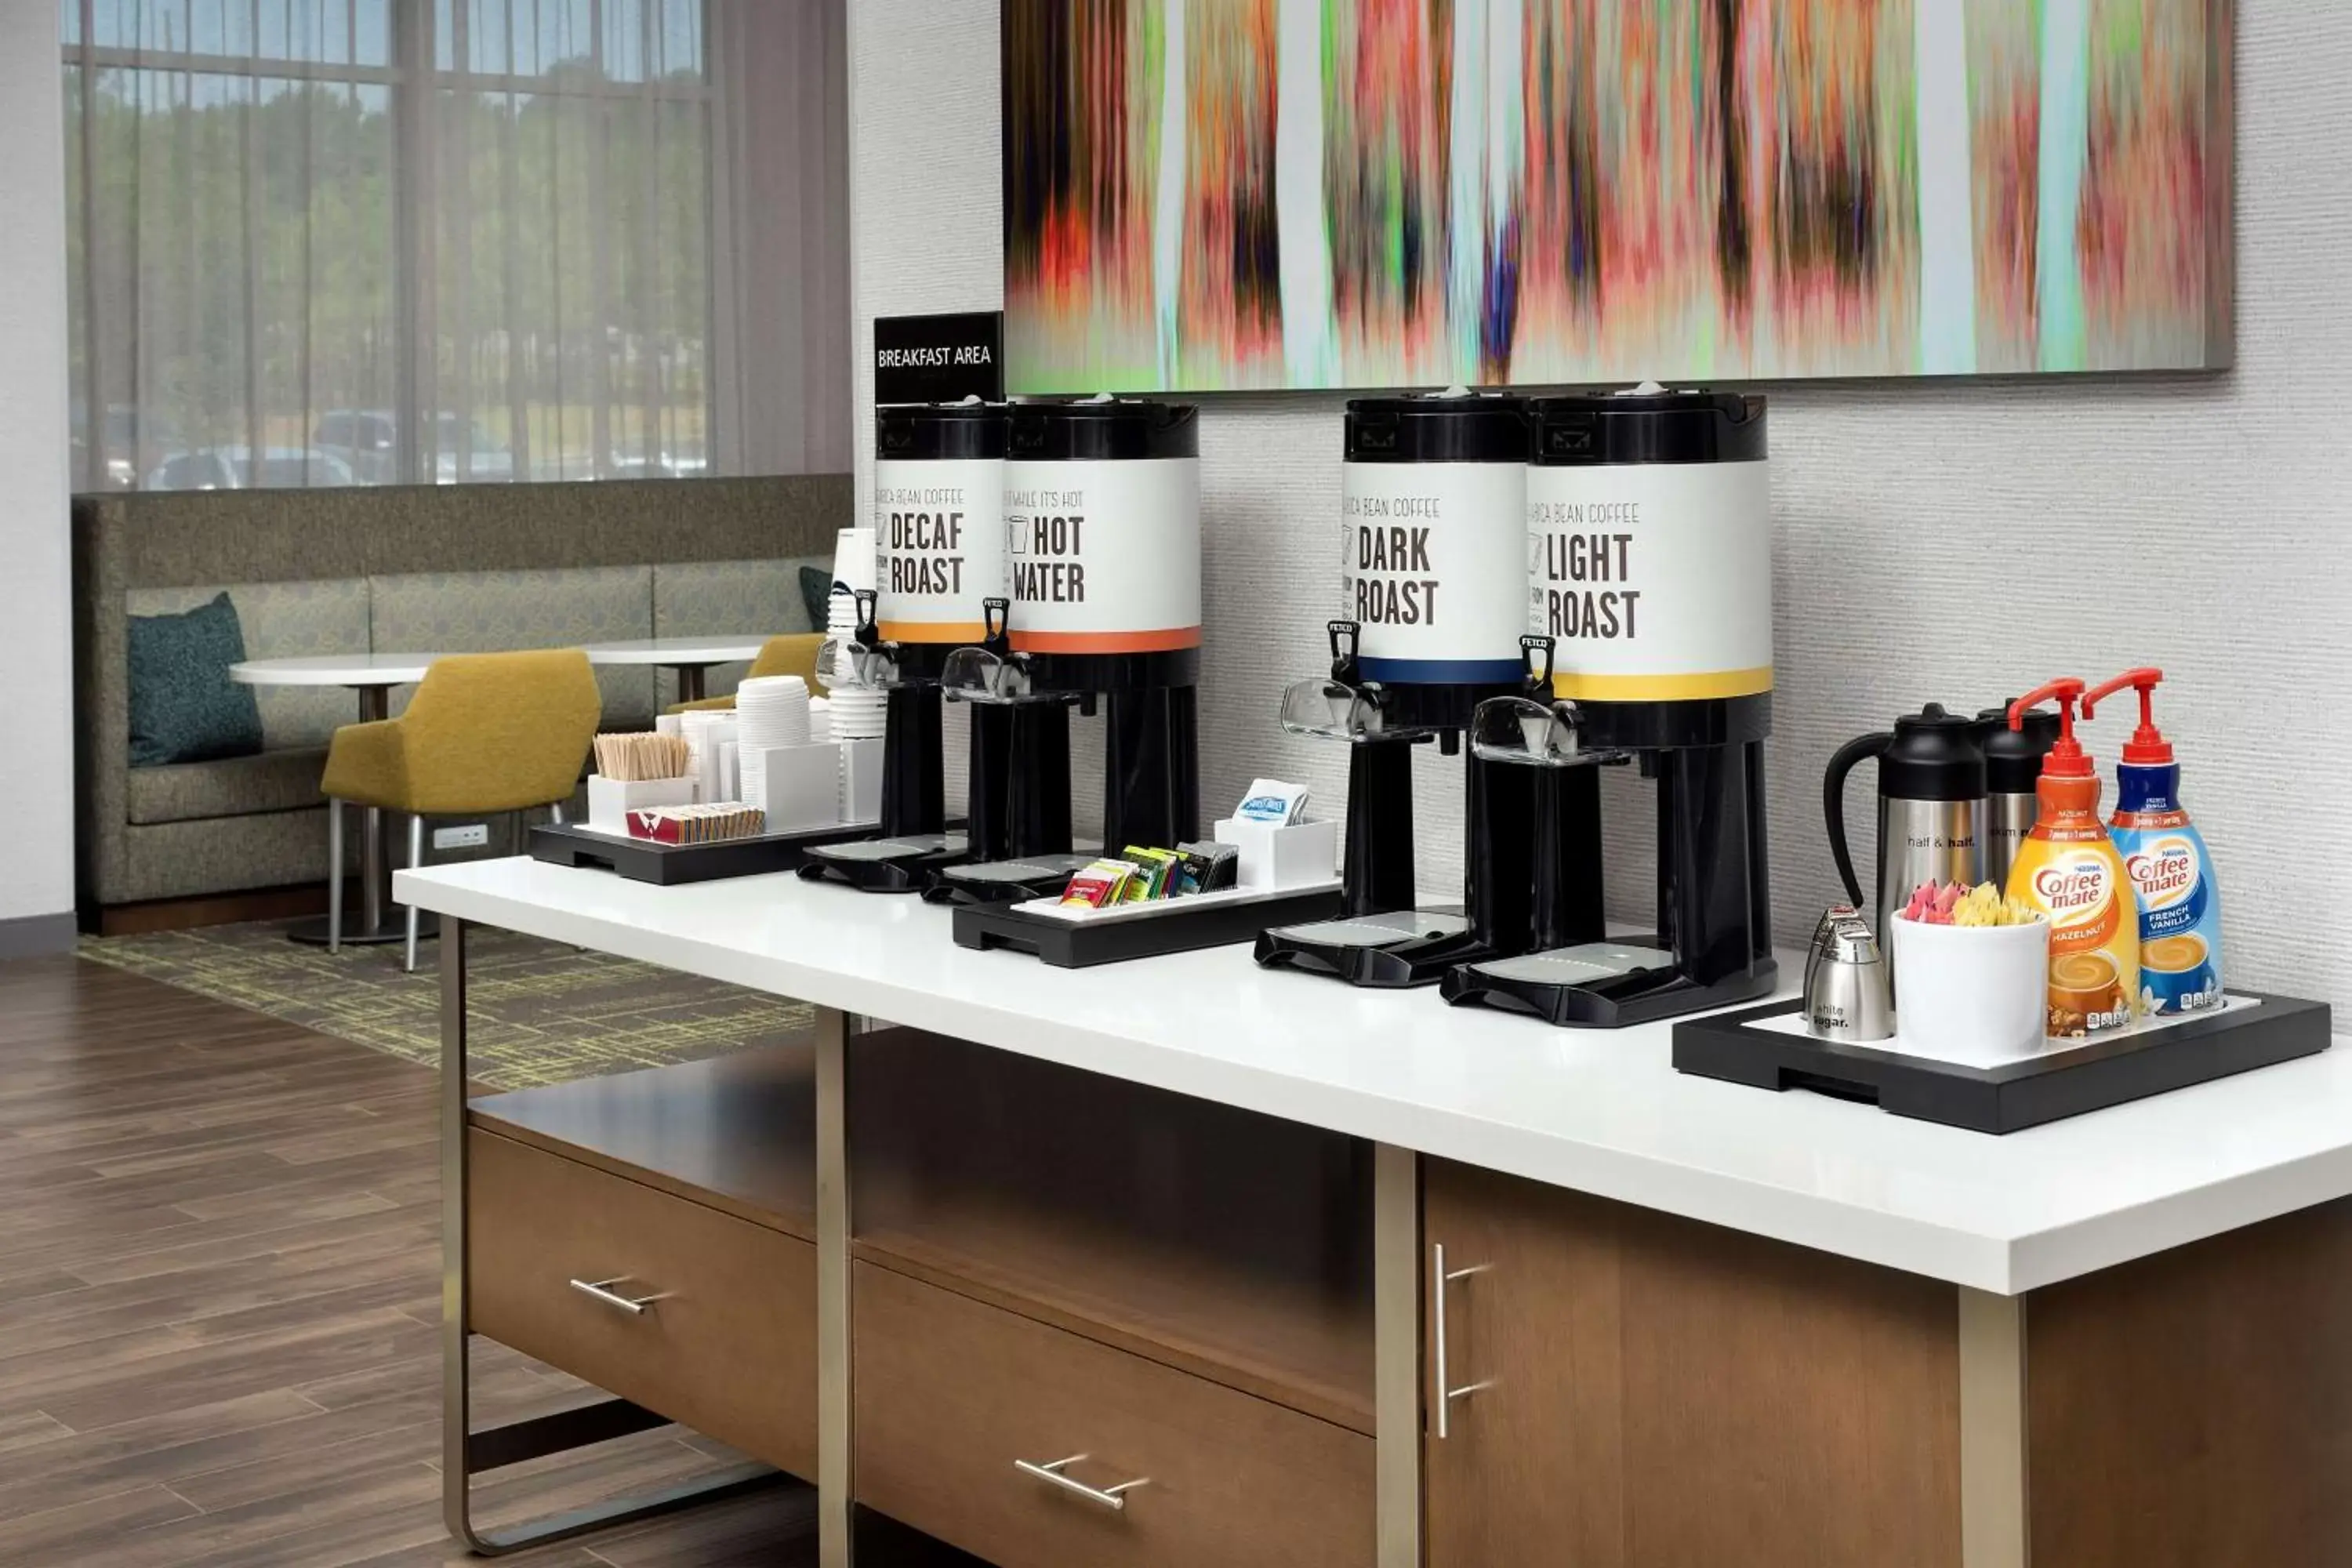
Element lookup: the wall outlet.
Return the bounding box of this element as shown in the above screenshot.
[433,823,490,851]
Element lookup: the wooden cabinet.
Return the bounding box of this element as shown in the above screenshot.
[1420,1160,1962,1568]
[852,1261,1374,1568]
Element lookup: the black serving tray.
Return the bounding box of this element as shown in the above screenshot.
[955,887,1345,968]
[1671,993,2332,1134]
[528,820,881,886]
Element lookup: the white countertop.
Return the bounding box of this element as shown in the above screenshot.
[230,652,441,686]
[396,856,2352,1294]
[580,636,771,665]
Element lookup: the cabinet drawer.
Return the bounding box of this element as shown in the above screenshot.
[466,1127,817,1477]
[852,1261,1373,1568]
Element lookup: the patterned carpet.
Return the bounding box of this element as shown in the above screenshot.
[79,920,814,1089]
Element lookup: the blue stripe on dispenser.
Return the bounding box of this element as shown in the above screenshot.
[1357,655,1526,684]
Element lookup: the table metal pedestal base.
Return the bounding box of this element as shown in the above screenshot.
[287,912,439,947]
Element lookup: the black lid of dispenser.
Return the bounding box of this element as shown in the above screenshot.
[1345,394,1530,464]
[1877,703,1987,801]
[1530,388,1766,466]
[1009,397,1198,461]
[1978,702,2063,794]
[877,402,1009,461]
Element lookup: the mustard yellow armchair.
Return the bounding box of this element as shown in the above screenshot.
[669,633,827,712]
[321,648,601,969]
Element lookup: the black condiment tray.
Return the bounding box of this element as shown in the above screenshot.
[528,820,880,886]
[955,887,1345,968]
[1671,992,2332,1134]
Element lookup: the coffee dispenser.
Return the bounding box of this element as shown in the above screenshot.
[1254,392,1559,987]
[932,397,1203,901]
[1823,704,1987,942]
[802,402,1014,892]
[1442,388,1778,1027]
[1977,701,2062,888]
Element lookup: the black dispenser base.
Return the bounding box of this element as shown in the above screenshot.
[795,832,969,894]
[919,853,1096,907]
[1253,909,1499,989]
[1671,993,2332,1134]
[1441,942,1779,1027]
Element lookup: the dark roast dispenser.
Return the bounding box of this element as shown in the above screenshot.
[928,397,1203,904]
[1255,392,1562,986]
[801,401,1012,893]
[1441,388,1778,1027]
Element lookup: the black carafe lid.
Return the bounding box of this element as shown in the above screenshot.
[1978,702,2063,794]
[1883,703,1987,801]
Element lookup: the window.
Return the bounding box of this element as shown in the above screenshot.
[63,0,727,490]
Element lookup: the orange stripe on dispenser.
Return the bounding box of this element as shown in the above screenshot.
[877,621,989,642]
[1008,626,1203,654]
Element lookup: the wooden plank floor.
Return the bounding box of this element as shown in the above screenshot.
[0,953,967,1568]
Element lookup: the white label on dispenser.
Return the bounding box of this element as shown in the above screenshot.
[874,457,1006,642]
[1525,459,1773,701]
[1341,460,1526,681]
[1003,458,1200,652]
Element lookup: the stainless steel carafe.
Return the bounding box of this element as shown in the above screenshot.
[1976,701,2062,889]
[1802,906,1894,1043]
[1824,704,1987,949]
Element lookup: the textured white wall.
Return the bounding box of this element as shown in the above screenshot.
[0,0,75,942]
[850,2,2352,1010]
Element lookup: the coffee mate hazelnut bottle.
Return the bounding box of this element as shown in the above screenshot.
[2004,679,2140,1036]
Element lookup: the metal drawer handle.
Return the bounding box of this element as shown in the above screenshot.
[1014,1454,1149,1512]
[1432,1242,1491,1439]
[568,1276,663,1316]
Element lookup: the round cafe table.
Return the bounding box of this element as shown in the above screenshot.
[580,635,771,703]
[230,653,441,948]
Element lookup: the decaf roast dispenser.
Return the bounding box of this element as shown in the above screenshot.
[1443,387,1779,1027]
[801,401,1013,892]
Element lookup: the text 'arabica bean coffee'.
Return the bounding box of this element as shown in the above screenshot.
[873,403,1009,648]
[1341,392,1529,692]
[1526,390,1771,705]
[1004,398,1200,680]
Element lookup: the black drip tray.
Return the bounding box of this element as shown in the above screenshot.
[1672,993,2332,1134]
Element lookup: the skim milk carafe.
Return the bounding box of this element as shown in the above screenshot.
[2005,680,2139,1036]
[2083,667,2223,1016]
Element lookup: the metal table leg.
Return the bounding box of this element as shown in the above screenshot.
[291,683,437,947]
[676,663,707,704]
[439,918,779,1554]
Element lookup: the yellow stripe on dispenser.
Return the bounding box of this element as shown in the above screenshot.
[1550,666,1773,702]
[877,620,989,642]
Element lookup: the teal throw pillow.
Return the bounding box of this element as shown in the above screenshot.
[799,564,834,629]
[127,592,265,767]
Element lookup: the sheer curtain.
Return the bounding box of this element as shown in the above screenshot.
[62,0,848,492]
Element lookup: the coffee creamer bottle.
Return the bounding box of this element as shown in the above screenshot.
[2004,679,2140,1036]
[2084,667,2223,1016]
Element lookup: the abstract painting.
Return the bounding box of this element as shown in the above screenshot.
[1002,0,2232,393]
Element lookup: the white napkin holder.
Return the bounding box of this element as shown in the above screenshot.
[746,742,846,834]
[587,775,697,833]
[1210,815,1339,891]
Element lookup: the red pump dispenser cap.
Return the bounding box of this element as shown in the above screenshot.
[2082,666,2173,764]
[2009,679,2093,778]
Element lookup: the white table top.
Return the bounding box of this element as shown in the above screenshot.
[580,637,771,666]
[229,652,440,687]
[394,856,2352,1294]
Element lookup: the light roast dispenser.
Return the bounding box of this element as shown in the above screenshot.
[1441,388,1778,1027]
[1254,392,1592,986]
[931,397,1203,902]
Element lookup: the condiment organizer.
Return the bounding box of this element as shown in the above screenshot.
[586,775,698,834]
[1672,992,2332,1134]
[952,817,1343,967]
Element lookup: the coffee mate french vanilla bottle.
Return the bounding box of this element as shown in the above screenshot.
[2083,666,2223,1016]
[2004,679,2140,1037]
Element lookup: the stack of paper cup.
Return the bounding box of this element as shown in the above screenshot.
[825,525,876,641]
[735,676,812,807]
[828,686,888,742]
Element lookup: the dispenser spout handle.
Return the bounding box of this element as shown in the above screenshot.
[2082,666,2173,764]
[2009,677,2093,779]
[1519,634,1556,696]
[981,596,1013,655]
[1327,619,1362,683]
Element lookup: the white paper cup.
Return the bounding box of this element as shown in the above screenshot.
[1890,913,2051,1063]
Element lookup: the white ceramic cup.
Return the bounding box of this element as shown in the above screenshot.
[1890,913,2051,1063]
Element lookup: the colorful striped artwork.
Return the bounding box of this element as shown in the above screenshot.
[1002,0,2231,393]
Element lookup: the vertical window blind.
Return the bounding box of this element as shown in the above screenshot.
[62,0,845,492]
